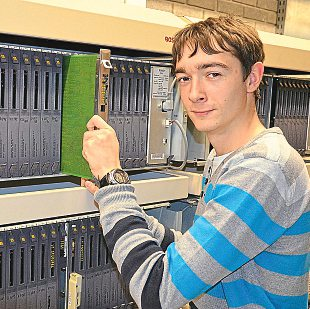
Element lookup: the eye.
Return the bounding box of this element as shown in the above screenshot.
[176,76,191,83]
[207,72,221,79]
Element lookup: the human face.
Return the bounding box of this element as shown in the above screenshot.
[175,45,249,136]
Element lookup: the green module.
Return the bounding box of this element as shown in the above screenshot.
[61,50,111,179]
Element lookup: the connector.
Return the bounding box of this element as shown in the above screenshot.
[165,119,172,127]
[162,99,173,112]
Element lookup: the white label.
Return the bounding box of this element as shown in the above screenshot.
[151,153,165,160]
[151,66,170,99]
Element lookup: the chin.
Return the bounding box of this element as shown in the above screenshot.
[192,123,210,133]
[188,115,213,133]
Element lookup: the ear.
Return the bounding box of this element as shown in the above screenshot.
[246,62,264,94]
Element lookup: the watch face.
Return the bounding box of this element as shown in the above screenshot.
[110,169,130,184]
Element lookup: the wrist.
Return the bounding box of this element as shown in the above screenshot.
[97,168,130,188]
[93,164,121,181]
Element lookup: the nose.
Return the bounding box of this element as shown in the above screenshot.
[188,78,206,103]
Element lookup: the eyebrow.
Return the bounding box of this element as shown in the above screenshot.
[174,62,229,74]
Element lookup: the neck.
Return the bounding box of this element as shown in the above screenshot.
[208,110,266,156]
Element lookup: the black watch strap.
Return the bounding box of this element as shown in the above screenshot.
[98,175,109,188]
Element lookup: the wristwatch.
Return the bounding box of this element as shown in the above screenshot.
[98,168,131,188]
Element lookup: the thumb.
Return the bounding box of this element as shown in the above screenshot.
[84,180,99,195]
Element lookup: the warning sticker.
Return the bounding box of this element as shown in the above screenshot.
[151,66,170,99]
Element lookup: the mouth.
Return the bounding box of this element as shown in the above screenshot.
[191,109,214,116]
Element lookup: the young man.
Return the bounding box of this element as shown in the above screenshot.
[82,16,310,309]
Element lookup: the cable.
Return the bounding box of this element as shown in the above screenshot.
[168,119,188,170]
[168,77,177,94]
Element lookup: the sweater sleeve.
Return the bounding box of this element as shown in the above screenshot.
[94,156,309,309]
[142,209,183,250]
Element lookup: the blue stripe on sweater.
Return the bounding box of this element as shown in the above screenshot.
[203,183,213,204]
[284,211,310,235]
[213,184,285,244]
[167,242,211,299]
[223,279,308,308]
[189,216,249,271]
[255,251,310,276]
[202,176,206,189]
[206,282,225,299]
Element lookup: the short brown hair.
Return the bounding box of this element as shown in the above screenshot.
[172,16,265,100]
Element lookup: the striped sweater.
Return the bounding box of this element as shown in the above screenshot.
[95,128,310,309]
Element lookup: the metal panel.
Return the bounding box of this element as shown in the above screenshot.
[147,64,174,165]
[168,170,203,196]
[0,173,188,225]
[276,0,287,35]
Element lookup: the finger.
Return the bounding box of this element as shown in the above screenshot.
[83,130,96,141]
[83,130,104,144]
[81,149,87,160]
[86,115,111,131]
[84,180,99,195]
